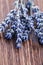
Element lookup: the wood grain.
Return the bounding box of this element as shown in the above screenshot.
[0,0,43,65]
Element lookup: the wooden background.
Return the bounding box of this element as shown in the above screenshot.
[0,0,43,65]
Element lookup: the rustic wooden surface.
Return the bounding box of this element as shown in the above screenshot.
[0,0,43,65]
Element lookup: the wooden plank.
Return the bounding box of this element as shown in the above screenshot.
[0,0,43,65]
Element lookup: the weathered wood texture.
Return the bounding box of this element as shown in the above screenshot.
[0,0,43,65]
